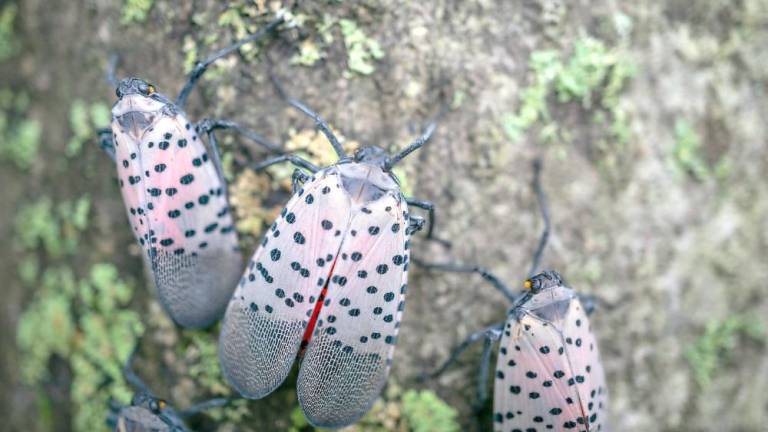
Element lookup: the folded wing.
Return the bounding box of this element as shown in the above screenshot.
[298,194,410,428]
[219,169,352,399]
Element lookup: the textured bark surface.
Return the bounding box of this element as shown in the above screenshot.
[2,0,767,431]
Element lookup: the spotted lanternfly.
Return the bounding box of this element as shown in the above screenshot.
[101,19,283,328]
[415,160,608,431]
[493,270,607,432]
[110,392,182,432]
[108,78,242,329]
[109,344,229,432]
[218,91,440,428]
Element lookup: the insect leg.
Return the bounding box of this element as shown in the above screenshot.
[270,73,347,160]
[406,215,425,235]
[175,17,284,109]
[198,125,228,187]
[250,154,319,173]
[578,292,598,316]
[412,257,518,302]
[197,118,283,153]
[97,128,116,162]
[425,323,503,379]
[178,397,233,418]
[122,341,152,396]
[292,168,310,193]
[105,398,122,429]
[474,330,501,410]
[528,158,550,277]
[405,198,434,236]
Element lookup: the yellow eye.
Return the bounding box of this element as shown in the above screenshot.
[524,279,532,290]
[147,85,156,95]
[157,400,167,409]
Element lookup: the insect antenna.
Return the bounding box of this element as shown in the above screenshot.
[527,158,551,277]
[269,71,347,160]
[411,257,516,302]
[106,54,120,89]
[384,106,447,170]
[178,397,233,418]
[175,16,284,109]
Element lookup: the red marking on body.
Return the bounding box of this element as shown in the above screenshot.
[301,258,338,351]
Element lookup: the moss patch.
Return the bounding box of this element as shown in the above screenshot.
[686,316,765,389]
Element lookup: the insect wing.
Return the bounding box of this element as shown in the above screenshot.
[297,194,410,428]
[493,288,606,431]
[113,111,242,328]
[560,297,608,430]
[219,169,352,399]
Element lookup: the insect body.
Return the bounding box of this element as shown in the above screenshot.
[100,18,283,328]
[494,271,607,431]
[110,78,242,328]
[416,161,608,431]
[219,93,438,428]
[109,342,230,432]
[111,393,183,432]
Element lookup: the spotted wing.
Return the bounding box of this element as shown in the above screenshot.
[219,169,352,399]
[297,194,410,428]
[560,297,608,430]
[113,113,241,328]
[493,307,592,431]
[113,122,150,248]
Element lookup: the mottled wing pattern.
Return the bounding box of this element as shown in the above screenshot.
[113,113,241,328]
[219,169,352,399]
[297,195,410,428]
[493,294,608,432]
[560,298,608,430]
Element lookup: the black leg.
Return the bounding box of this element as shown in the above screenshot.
[122,341,151,396]
[198,125,227,186]
[175,17,284,109]
[473,332,498,411]
[292,168,310,193]
[405,198,444,242]
[412,257,518,303]
[250,154,319,173]
[424,323,503,380]
[178,397,233,418]
[406,215,425,235]
[270,73,347,160]
[577,293,598,316]
[98,128,116,162]
[196,119,283,153]
[528,158,550,277]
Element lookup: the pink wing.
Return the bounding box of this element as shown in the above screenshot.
[561,298,608,430]
[112,113,241,328]
[219,169,352,399]
[297,193,409,428]
[493,294,607,431]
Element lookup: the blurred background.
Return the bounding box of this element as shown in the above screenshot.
[1,0,767,431]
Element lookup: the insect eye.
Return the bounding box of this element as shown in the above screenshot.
[149,400,163,413]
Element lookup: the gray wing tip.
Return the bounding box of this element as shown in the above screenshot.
[218,301,305,400]
[152,250,242,328]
